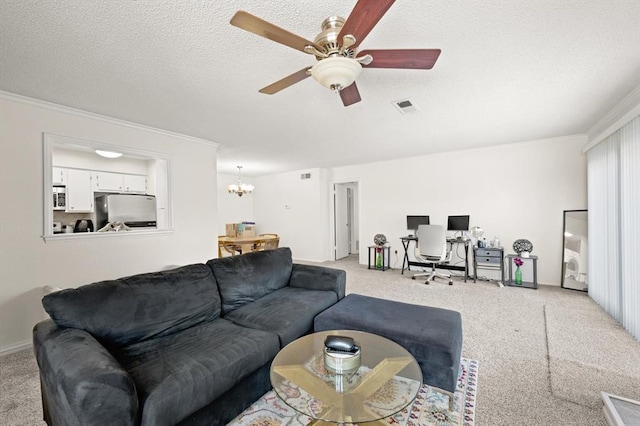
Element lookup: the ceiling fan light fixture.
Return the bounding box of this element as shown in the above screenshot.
[310,56,362,92]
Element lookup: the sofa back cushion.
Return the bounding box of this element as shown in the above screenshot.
[207,247,293,314]
[42,264,221,347]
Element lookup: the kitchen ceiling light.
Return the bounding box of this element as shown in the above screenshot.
[95,150,123,158]
[228,166,254,197]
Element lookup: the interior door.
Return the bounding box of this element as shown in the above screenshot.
[347,187,355,253]
[334,184,350,260]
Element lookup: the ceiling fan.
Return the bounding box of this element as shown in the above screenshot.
[230,0,441,107]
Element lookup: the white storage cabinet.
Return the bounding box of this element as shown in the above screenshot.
[65,169,94,212]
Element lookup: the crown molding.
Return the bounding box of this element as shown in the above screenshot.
[584,84,640,152]
[451,133,588,156]
[0,91,219,148]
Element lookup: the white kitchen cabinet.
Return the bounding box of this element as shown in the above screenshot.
[94,172,146,193]
[123,174,147,193]
[66,169,94,212]
[94,171,124,192]
[52,167,67,185]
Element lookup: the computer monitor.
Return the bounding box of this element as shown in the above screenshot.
[407,215,429,236]
[447,215,470,232]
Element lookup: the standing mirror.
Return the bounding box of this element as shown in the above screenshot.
[561,210,588,291]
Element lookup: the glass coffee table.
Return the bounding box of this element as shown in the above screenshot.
[270,330,422,425]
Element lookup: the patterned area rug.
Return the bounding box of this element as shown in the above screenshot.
[228,358,478,426]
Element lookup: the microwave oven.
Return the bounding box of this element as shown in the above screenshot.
[53,187,66,210]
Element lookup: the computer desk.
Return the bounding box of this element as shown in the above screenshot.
[400,236,470,282]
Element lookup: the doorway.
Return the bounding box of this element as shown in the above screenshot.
[334,182,359,260]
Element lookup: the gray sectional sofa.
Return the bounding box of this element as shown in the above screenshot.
[33,247,346,426]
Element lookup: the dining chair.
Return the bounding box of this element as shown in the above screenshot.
[219,235,241,257]
[262,237,280,250]
[257,233,279,251]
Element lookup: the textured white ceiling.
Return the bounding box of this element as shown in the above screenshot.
[1,1,639,175]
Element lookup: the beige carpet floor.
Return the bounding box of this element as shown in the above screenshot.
[1,254,639,425]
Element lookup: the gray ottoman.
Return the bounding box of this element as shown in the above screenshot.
[314,294,463,407]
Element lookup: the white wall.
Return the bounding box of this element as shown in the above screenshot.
[331,135,588,285]
[252,168,330,262]
[217,173,254,235]
[0,94,219,353]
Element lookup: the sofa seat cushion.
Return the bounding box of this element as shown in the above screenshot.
[42,264,221,347]
[207,248,293,315]
[113,318,279,426]
[225,286,338,347]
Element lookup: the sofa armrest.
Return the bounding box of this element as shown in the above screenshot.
[289,264,346,299]
[33,319,138,426]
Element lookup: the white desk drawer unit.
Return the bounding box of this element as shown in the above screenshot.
[473,247,504,283]
[476,249,503,264]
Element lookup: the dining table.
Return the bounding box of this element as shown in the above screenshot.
[217,234,279,257]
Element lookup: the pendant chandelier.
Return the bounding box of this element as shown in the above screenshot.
[227,166,254,197]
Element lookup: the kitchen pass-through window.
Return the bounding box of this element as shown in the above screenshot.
[43,133,172,241]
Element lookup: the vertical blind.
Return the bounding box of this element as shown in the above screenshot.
[587,115,639,340]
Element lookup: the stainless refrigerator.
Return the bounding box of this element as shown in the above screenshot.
[95,194,157,229]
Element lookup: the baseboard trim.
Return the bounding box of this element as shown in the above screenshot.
[292,257,330,263]
[0,339,32,357]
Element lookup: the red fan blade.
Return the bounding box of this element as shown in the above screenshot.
[339,0,395,49]
[259,67,312,94]
[359,49,441,69]
[340,83,362,107]
[231,11,321,54]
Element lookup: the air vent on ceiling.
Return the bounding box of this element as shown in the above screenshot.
[300,173,311,180]
[393,99,419,114]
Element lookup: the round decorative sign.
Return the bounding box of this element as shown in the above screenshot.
[513,239,533,254]
[373,234,387,246]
